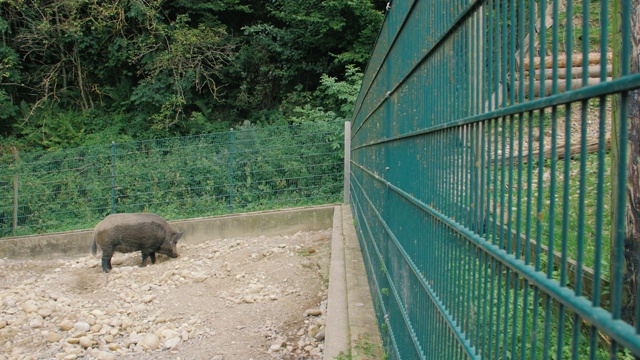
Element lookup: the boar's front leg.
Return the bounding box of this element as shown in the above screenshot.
[140,252,150,267]
[101,251,114,273]
[140,252,157,267]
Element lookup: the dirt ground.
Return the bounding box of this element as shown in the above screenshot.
[0,229,332,360]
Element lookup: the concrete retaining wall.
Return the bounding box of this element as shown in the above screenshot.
[0,205,336,259]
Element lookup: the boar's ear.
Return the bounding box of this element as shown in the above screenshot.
[172,231,183,243]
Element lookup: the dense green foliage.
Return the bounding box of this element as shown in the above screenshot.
[0,0,384,151]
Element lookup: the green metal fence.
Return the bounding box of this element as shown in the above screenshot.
[0,121,344,237]
[349,0,640,358]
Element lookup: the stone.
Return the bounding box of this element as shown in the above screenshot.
[59,320,74,331]
[305,309,322,316]
[314,330,325,342]
[22,303,38,314]
[96,351,116,360]
[38,308,53,318]
[74,322,91,332]
[47,332,63,343]
[79,336,93,348]
[0,320,6,329]
[141,295,156,304]
[29,317,43,329]
[164,336,181,349]
[141,333,160,350]
[129,333,143,345]
[107,343,119,351]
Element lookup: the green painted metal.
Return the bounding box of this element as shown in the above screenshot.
[0,122,344,237]
[350,0,640,358]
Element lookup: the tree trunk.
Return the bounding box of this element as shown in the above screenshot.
[610,0,640,325]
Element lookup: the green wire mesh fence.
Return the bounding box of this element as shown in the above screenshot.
[0,121,344,237]
[349,0,640,358]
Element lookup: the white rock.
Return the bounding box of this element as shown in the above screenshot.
[159,329,178,339]
[47,332,63,343]
[160,270,174,282]
[79,336,93,348]
[22,302,38,314]
[305,309,322,316]
[59,320,74,331]
[38,308,53,318]
[141,295,156,304]
[141,333,160,350]
[129,334,143,345]
[0,320,6,329]
[90,323,103,333]
[164,336,181,349]
[97,351,116,360]
[74,322,91,332]
[29,317,43,328]
[245,284,264,294]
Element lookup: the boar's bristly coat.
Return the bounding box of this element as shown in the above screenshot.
[91,213,182,273]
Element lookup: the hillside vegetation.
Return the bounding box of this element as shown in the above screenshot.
[0,0,385,151]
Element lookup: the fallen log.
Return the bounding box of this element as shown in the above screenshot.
[532,64,613,80]
[495,134,612,167]
[513,77,613,98]
[518,52,613,72]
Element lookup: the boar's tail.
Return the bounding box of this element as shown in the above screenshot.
[91,234,97,256]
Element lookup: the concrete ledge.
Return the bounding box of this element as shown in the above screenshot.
[341,204,384,359]
[324,204,383,360]
[325,206,350,358]
[0,205,336,259]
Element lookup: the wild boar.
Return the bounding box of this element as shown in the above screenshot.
[91,213,183,273]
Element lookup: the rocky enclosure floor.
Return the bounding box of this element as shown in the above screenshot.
[0,230,331,360]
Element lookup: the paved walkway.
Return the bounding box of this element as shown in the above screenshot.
[324,204,384,360]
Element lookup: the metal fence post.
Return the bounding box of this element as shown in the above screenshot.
[229,128,234,214]
[12,175,17,235]
[110,141,116,214]
[344,121,351,204]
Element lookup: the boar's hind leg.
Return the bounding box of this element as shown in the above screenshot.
[150,252,157,264]
[101,252,113,273]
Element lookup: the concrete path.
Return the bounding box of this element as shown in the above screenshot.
[324,204,384,360]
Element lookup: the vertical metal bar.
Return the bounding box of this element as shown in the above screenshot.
[13,175,17,235]
[344,121,352,204]
[229,128,234,214]
[110,141,116,214]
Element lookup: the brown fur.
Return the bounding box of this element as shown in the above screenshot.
[92,213,182,273]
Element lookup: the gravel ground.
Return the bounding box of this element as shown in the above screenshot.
[0,229,332,360]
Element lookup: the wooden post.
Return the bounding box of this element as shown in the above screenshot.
[610,0,640,325]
